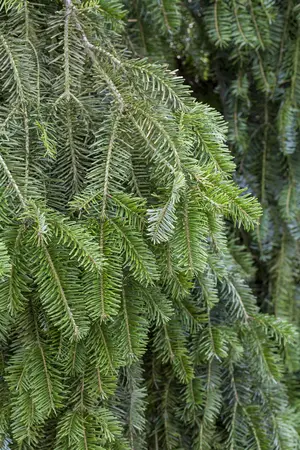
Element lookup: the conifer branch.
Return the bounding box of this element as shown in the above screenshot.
[0,152,26,208]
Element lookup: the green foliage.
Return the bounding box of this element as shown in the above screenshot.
[124,0,300,447]
[0,1,298,449]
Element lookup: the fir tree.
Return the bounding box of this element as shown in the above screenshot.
[125,0,300,444]
[0,1,298,449]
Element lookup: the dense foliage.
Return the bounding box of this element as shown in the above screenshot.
[125,0,300,441]
[125,0,300,322]
[0,1,299,449]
